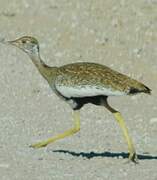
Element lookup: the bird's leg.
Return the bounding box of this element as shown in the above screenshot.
[30,110,80,148]
[103,99,137,163]
[113,112,138,163]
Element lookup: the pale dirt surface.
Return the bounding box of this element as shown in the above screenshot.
[0,0,157,180]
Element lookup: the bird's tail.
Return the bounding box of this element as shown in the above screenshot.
[129,84,151,95]
[142,85,151,94]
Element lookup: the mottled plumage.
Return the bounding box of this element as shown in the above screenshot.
[55,62,150,97]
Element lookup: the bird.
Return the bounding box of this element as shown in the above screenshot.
[2,36,151,163]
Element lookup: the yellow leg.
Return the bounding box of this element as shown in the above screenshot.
[113,112,137,162]
[30,110,80,148]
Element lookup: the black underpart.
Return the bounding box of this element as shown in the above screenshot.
[68,95,108,110]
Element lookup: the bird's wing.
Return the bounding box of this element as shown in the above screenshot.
[54,62,148,98]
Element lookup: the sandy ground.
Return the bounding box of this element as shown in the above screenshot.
[0,0,157,179]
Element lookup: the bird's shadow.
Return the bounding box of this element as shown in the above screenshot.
[52,150,157,160]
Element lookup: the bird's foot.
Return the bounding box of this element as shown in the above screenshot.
[125,152,138,164]
[29,141,48,149]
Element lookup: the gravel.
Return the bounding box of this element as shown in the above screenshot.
[0,0,157,179]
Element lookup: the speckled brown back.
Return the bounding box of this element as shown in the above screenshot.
[55,62,150,94]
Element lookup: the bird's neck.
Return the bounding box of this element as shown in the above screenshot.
[28,53,57,83]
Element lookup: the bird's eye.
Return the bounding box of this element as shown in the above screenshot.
[22,40,26,43]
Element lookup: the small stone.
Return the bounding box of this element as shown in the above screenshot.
[131,96,137,100]
[118,155,123,159]
[150,117,157,124]
[0,163,10,168]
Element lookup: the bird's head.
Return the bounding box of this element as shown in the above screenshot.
[5,36,40,56]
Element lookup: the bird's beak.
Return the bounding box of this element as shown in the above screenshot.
[5,40,18,47]
[0,38,18,47]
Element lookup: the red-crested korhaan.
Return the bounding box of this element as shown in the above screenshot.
[2,36,151,163]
